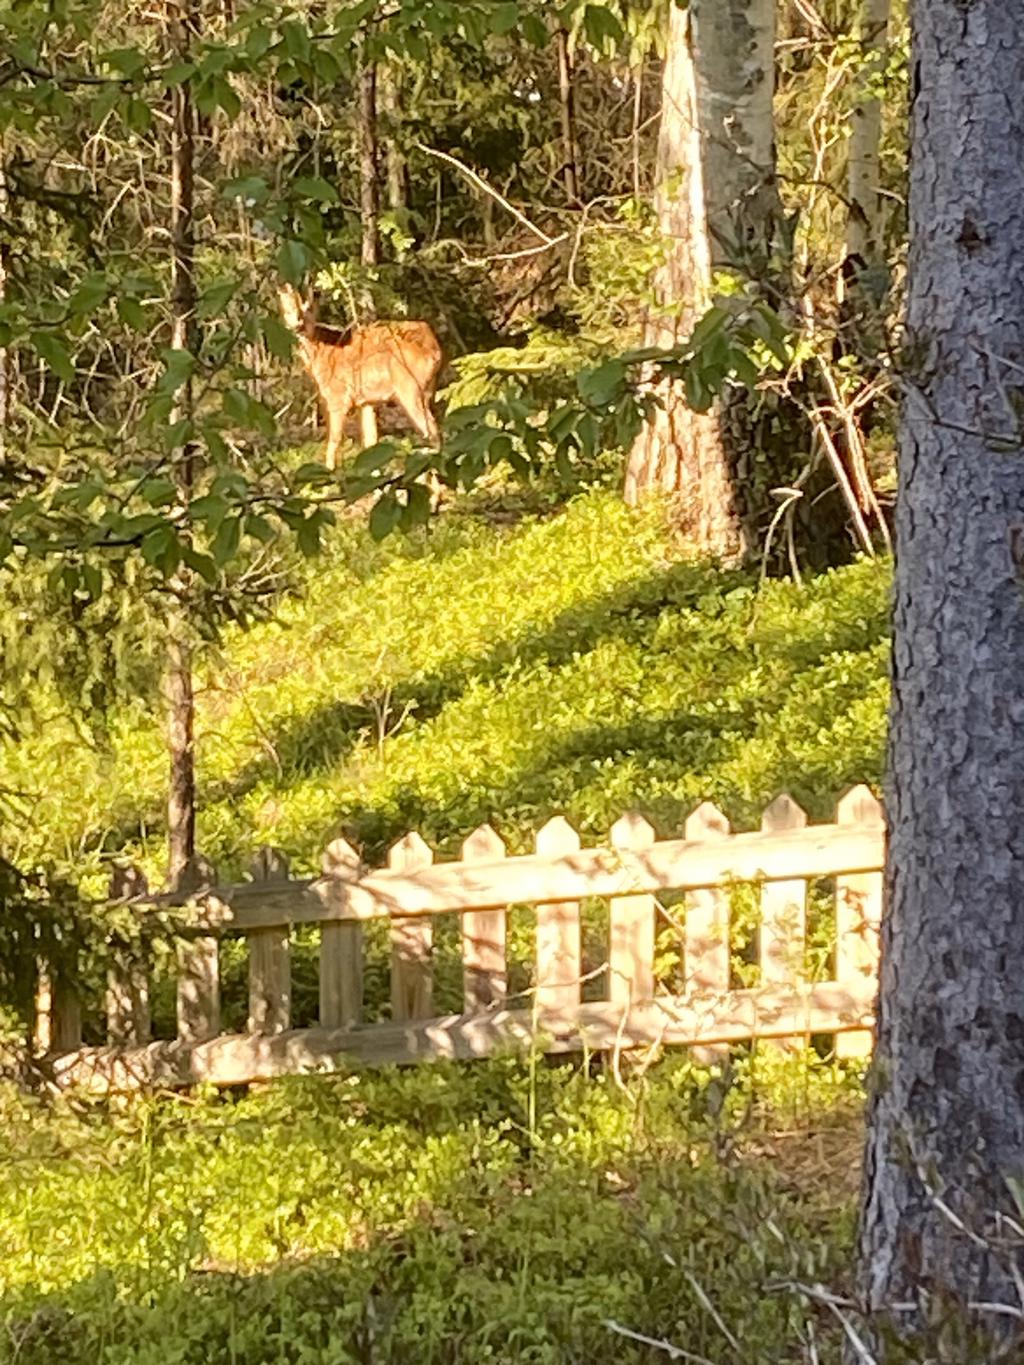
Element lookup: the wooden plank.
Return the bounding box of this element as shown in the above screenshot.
[390,833,434,1022]
[50,981,878,1094]
[684,803,731,1065]
[106,864,151,1047]
[535,817,582,1019]
[176,856,220,1044]
[758,795,808,1051]
[246,848,291,1035]
[177,820,885,932]
[460,825,507,1011]
[835,785,884,1060]
[319,838,363,1029]
[608,813,656,1006]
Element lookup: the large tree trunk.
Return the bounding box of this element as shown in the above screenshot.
[624,0,778,561]
[165,0,198,892]
[856,0,1024,1351]
[846,0,890,267]
[379,62,409,216]
[0,143,8,464]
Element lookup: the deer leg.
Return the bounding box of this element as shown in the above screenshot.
[325,404,348,470]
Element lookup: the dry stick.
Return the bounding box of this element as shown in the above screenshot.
[414,142,558,245]
[603,1321,714,1365]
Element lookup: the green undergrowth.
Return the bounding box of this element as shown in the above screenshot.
[2,486,890,882]
[0,1050,865,1365]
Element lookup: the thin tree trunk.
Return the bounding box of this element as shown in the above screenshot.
[0,142,8,464]
[624,0,779,561]
[856,0,1024,1352]
[357,34,379,448]
[846,0,890,266]
[555,27,579,205]
[165,0,198,891]
[379,62,408,215]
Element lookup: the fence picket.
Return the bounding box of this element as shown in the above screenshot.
[177,855,220,1044]
[106,863,151,1046]
[390,833,434,1021]
[684,802,731,1064]
[535,817,582,1019]
[758,796,808,1051]
[835,786,884,1059]
[461,825,507,1012]
[247,848,292,1035]
[609,813,656,1007]
[320,838,363,1029]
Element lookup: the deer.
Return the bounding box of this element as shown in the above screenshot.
[277,283,443,470]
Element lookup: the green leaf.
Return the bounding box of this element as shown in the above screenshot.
[577,358,626,407]
[401,483,432,530]
[688,305,730,352]
[731,348,760,389]
[141,478,177,507]
[491,1,519,34]
[582,4,624,51]
[157,347,195,395]
[223,174,270,204]
[69,273,109,315]
[521,13,549,45]
[488,433,514,464]
[369,494,401,541]
[293,175,339,204]
[296,516,322,557]
[261,314,295,360]
[117,296,148,331]
[82,563,103,599]
[196,278,237,318]
[30,332,75,383]
[204,429,231,464]
[212,516,242,565]
[141,527,181,578]
[277,238,310,286]
[181,546,218,583]
[244,514,275,543]
[189,493,229,530]
[354,441,397,476]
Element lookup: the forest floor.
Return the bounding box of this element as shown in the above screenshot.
[0,468,891,1362]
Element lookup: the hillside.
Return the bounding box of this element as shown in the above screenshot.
[1,488,890,887]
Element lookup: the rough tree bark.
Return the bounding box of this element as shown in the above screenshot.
[846,0,890,267]
[624,0,779,561]
[856,0,1024,1352]
[357,33,379,449]
[0,143,8,464]
[165,0,198,892]
[379,62,409,215]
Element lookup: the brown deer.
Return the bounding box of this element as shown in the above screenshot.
[278,283,443,469]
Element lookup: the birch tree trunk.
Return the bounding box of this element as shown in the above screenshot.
[624,0,779,561]
[165,0,198,891]
[846,0,890,266]
[856,0,1024,1349]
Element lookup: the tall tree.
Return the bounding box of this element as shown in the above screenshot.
[357,29,380,449]
[856,0,1024,1350]
[623,0,779,560]
[165,0,200,892]
[845,0,890,269]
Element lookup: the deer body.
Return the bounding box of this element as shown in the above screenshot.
[278,285,442,469]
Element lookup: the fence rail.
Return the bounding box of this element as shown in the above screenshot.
[33,786,886,1093]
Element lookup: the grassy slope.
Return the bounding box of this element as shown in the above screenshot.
[1,488,890,884]
[0,489,895,1363]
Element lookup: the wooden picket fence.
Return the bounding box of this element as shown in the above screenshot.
[35,787,885,1094]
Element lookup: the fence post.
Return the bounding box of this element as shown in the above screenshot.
[535,817,582,1021]
[390,833,434,1022]
[176,855,220,1045]
[461,824,507,1012]
[835,785,884,1059]
[106,863,151,1046]
[758,795,808,1051]
[320,837,363,1029]
[609,812,656,1008]
[247,847,292,1035]
[684,802,731,1064]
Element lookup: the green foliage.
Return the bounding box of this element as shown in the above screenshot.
[0,1053,864,1364]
